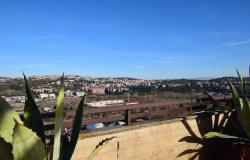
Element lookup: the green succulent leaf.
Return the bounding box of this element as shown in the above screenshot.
[241,96,250,138]
[0,97,22,143]
[226,70,250,138]
[0,136,13,160]
[226,78,246,135]
[52,74,65,160]
[60,96,85,160]
[236,69,246,95]
[204,132,240,139]
[87,137,116,160]
[226,77,242,109]
[23,74,45,143]
[12,124,46,160]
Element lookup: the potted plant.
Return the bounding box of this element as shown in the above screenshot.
[204,69,250,160]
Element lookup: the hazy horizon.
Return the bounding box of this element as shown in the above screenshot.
[0,0,250,79]
[0,73,247,81]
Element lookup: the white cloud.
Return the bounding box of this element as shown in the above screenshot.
[227,39,250,47]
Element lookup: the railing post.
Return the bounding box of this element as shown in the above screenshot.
[126,109,131,125]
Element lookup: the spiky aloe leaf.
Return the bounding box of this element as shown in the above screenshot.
[0,137,13,160]
[226,77,244,124]
[60,96,85,160]
[0,97,22,143]
[241,96,250,138]
[226,73,250,138]
[236,69,246,95]
[12,124,46,160]
[23,74,45,143]
[52,74,65,160]
[87,137,116,160]
[204,132,240,139]
[226,77,242,109]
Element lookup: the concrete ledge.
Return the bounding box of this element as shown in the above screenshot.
[73,112,226,160]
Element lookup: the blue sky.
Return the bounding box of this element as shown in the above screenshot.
[0,0,250,79]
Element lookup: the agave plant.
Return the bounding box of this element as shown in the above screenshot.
[204,69,250,148]
[177,68,250,160]
[0,74,114,160]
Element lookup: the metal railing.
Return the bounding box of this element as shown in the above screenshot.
[42,99,205,132]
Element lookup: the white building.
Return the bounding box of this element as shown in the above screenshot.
[65,90,73,97]
[87,99,124,107]
[39,93,49,99]
[76,91,85,97]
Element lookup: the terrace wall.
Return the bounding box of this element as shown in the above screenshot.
[72,113,229,160]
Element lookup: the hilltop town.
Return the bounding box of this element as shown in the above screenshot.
[0,74,249,113]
